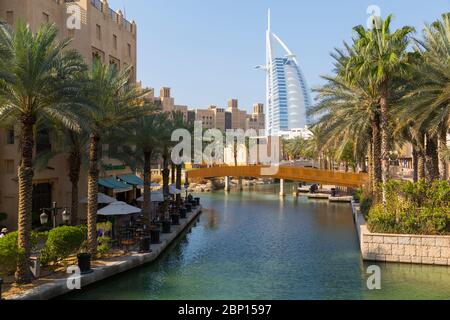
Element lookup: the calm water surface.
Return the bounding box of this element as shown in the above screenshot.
[65,185,450,300]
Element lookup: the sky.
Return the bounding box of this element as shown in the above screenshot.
[109,0,449,112]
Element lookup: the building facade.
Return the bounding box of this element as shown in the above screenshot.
[0,0,137,230]
[256,10,312,136]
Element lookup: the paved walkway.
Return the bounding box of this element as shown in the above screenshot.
[7,206,203,300]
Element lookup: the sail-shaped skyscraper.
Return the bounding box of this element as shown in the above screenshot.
[256,10,312,136]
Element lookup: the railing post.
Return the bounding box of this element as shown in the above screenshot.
[279,179,285,197]
[224,176,230,192]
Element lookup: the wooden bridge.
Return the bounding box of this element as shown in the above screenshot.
[186,165,369,188]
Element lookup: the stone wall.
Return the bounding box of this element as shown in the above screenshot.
[352,203,450,266]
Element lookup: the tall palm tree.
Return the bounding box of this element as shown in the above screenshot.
[35,123,89,226]
[0,22,86,283]
[110,111,162,220]
[405,13,450,180]
[311,44,382,197]
[348,15,414,202]
[82,63,147,254]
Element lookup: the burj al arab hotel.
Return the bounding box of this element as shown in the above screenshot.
[256,10,312,137]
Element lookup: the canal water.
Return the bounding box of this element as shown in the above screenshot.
[65,185,450,300]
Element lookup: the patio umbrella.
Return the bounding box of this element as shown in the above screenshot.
[136,190,164,203]
[97,201,141,216]
[168,185,184,195]
[80,193,116,204]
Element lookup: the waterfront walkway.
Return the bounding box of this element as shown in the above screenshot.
[7,206,203,300]
[187,165,369,188]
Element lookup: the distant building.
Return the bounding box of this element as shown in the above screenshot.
[256,10,312,136]
[280,127,313,140]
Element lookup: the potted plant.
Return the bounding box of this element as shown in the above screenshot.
[77,242,93,275]
[171,213,180,226]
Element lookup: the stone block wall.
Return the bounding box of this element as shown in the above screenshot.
[353,203,450,266]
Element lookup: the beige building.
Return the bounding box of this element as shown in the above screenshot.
[0,0,138,230]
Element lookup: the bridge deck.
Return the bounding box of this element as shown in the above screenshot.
[187,165,369,188]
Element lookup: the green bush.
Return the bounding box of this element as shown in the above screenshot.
[0,231,38,277]
[40,225,87,265]
[367,180,450,235]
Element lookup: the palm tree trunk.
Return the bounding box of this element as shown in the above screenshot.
[438,124,448,180]
[372,113,382,201]
[143,150,152,220]
[379,84,390,205]
[171,163,176,184]
[87,133,100,255]
[15,117,35,284]
[68,150,81,226]
[412,147,419,183]
[368,138,374,193]
[162,151,170,197]
[417,130,426,180]
[426,134,439,181]
[176,164,182,207]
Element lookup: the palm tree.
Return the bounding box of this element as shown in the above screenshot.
[0,22,86,283]
[110,111,162,220]
[405,13,450,180]
[35,123,89,226]
[311,44,382,197]
[348,15,414,202]
[82,63,148,255]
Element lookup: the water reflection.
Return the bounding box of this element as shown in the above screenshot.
[64,184,450,300]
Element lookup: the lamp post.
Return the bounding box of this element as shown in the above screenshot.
[40,202,71,228]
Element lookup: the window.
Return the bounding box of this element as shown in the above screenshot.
[96,24,101,41]
[42,12,49,23]
[6,128,14,145]
[113,34,117,50]
[5,160,14,175]
[127,43,131,57]
[36,129,51,155]
[6,11,13,25]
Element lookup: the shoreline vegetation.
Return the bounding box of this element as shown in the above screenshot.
[0,9,449,294]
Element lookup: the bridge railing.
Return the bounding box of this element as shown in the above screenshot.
[186,165,369,188]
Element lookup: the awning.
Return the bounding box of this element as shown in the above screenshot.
[99,177,132,193]
[118,174,144,188]
[97,201,141,216]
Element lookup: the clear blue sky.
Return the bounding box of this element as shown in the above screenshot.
[109,0,448,112]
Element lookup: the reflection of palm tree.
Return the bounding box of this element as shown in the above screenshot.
[0,22,86,283]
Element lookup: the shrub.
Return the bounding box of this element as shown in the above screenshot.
[367,180,450,235]
[0,231,38,277]
[40,225,87,265]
